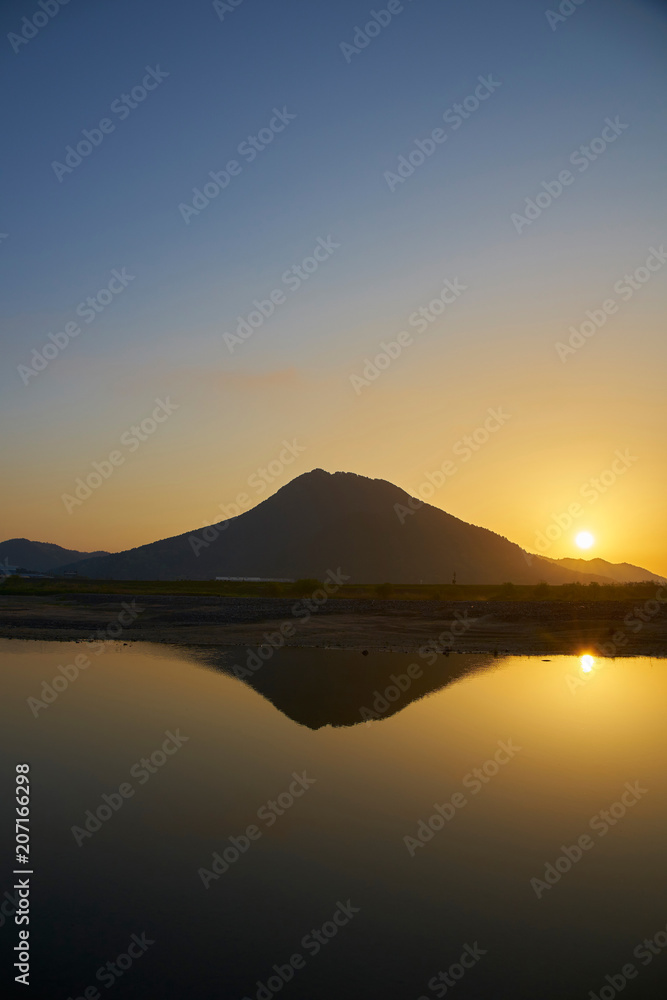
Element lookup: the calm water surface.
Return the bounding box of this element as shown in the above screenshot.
[1,640,666,999]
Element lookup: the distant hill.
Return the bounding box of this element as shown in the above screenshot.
[50,469,648,584]
[546,556,665,585]
[0,539,110,573]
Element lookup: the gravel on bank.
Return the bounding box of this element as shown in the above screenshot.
[0,594,665,656]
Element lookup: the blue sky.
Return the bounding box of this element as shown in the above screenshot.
[1,0,666,571]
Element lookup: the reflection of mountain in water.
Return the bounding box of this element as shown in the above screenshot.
[186,647,499,729]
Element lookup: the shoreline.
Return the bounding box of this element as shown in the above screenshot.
[1,594,665,657]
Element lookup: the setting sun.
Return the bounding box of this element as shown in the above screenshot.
[576,532,595,550]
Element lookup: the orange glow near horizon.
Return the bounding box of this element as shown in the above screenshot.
[1,359,666,577]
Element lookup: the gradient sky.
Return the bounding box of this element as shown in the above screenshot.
[1,0,666,573]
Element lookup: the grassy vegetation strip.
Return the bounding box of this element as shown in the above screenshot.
[0,578,661,602]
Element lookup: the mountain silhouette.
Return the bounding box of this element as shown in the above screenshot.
[0,538,109,573]
[46,469,654,584]
[546,556,664,584]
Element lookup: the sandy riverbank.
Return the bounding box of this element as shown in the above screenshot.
[0,594,665,656]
